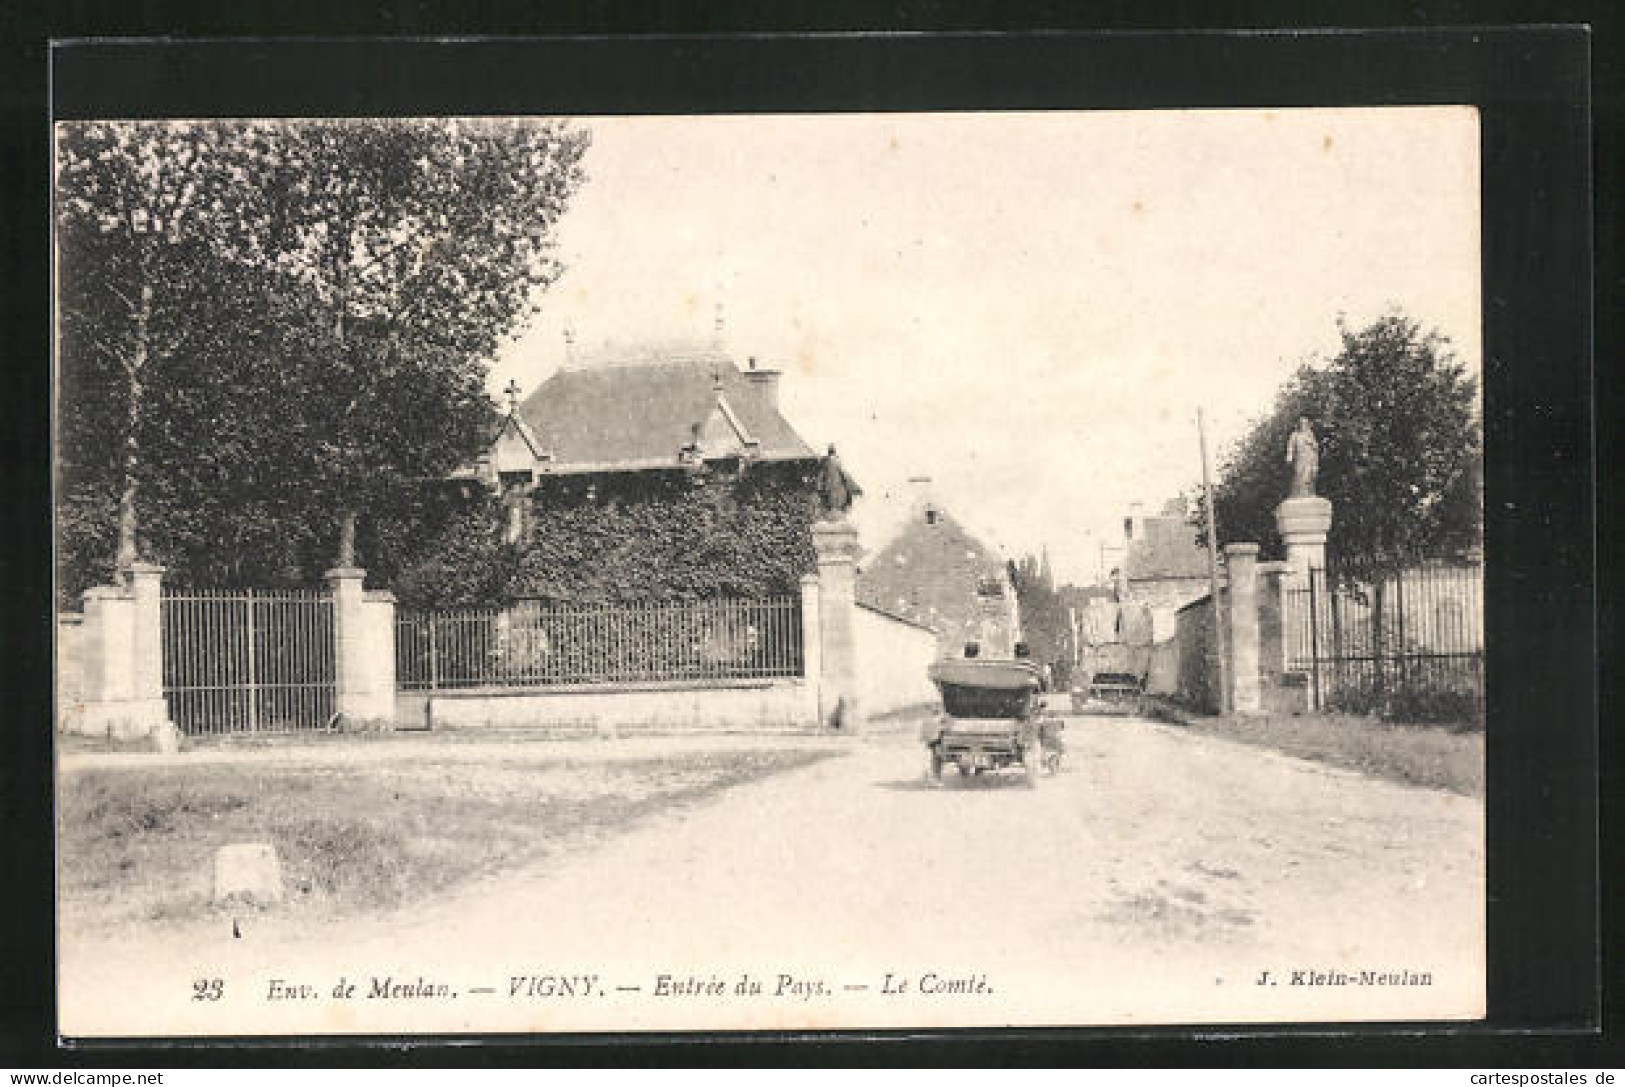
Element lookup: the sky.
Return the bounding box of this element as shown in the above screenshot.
[493,108,1481,586]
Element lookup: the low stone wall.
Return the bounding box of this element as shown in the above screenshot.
[1154,592,1220,713]
[1140,560,1310,717]
[404,677,820,733]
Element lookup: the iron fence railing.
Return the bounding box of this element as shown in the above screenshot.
[396,596,804,691]
[1282,561,1484,722]
[161,588,336,735]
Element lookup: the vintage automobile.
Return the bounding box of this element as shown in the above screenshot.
[921,656,1062,786]
[1070,670,1147,714]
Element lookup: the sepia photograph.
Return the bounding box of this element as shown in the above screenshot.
[53,105,1487,1038]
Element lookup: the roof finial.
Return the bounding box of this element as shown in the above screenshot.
[562,325,576,364]
[712,302,725,347]
[503,378,522,413]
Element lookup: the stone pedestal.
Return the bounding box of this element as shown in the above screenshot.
[1274,495,1333,576]
[1223,543,1262,716]
[810,518,862,732]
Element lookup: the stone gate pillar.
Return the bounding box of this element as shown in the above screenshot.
[127,563,168,723]
[811,519,862,732]
[798,573,822,726]
[73,563,173,742]
[326,567,395,724]
[363,588,398,720]
[75,585,132,736]
[1224,543,1262,715]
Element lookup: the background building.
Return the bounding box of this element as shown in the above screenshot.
[856,481,1022,659]
[1113,499,1213,610]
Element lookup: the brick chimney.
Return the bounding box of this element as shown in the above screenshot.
[743,355,782,411]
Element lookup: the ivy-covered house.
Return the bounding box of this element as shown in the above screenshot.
[428,340,831,607]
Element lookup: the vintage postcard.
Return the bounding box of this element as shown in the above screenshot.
[54,105,1485,1038]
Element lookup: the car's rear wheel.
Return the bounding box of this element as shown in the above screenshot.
[928,746,944,782]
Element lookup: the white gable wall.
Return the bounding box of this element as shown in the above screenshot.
[853,605,939,715]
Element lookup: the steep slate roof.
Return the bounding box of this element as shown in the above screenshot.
[514,348,815,473]
[856,505,1011,626]
[1123,515,1210,581]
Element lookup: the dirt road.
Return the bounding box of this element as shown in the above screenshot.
[59,714,1484,1035]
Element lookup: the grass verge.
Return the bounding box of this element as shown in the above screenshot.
[58,747,833,930]
[1146,699,1482,798]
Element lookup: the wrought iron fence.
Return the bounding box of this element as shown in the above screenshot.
[161,588,336,734]
[397,596,804,691]
[1282,561,1484,723]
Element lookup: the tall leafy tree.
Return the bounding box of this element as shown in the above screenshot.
[55,121,245,582]
[1207,309,1482,572]
[55,118,589,599]
[238,118,589,566]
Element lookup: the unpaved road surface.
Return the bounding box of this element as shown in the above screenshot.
[60,715,1483,1035]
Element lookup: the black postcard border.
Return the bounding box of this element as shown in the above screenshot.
[5,23,1607,1067]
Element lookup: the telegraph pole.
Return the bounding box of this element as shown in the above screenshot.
[1198,407,1231,714]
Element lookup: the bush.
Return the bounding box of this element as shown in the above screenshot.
[1387,682,1484,729]
[1325,675,1483,728]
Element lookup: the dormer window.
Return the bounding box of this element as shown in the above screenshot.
[976,577,1005,598]
[925,509,939,525]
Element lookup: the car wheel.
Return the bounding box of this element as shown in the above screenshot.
[928,747,944,782]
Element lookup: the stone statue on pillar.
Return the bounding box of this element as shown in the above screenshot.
[818,444,862,520]
[1274,417,1332,575]
[1285,416,1320,498]
[808,442,864,730]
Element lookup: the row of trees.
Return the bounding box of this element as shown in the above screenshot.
[1203,310,1482,572]
[55,119,590,603]
[1008,551,1077,681]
